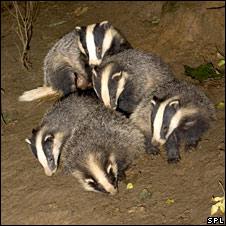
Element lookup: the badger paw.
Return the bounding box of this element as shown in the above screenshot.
[146,146,160,155]
[167,151,181,163]
[167,156,181,164]
[117,171,126,181]
[185,140,199,152]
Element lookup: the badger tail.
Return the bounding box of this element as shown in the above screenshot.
[18,86,62,102]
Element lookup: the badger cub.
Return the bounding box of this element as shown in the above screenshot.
[92,49,174,116]
[19,21,132,102]
[26,94,145,194]
[130,79,216,163]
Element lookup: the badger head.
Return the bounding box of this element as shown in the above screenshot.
[72,151,119,195]
[25,127,64,176]
[150,95,199,146]
[75,21,132,67]
[92,61,129,110]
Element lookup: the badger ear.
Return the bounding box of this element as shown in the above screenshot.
[92,67,99,78]
[32,128,38,135]
[44,134,54,142]
[169,99,180,110]
[25,138,32,145]
[75,26,81,31]
[183,119,197,130]
[112,71,122,81]
[151,96,159,107]
[100,20,111,29]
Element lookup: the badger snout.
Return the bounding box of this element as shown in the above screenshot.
[76,75,90,90]
[44,167,56,177]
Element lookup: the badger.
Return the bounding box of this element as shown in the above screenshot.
[130,78,216,163]
[19,21,132,102]
[92,49,174,116]
[25,93,145,194]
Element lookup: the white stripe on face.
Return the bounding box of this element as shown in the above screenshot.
[108,153,118,178]
[52,132,64,167]
[72,172,99,193]
[36,129,53,176]
[101,28,114,59]
[165,107,198,140]
[88,154,117,195]
[77,38,86,56]
[101,64,112,108]
[115,72,128,106]
[86,24,101,65]
[152,96,180,145]
[100,20,109,26]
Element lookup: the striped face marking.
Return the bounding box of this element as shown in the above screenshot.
[27,128,64,176]
[114,71,128,107]
[93,62,128,110]
[151,97,180,145]
[151,96,198,145]
[72,153,118,194]
[77,21,118,66]
[36,129,53,176]
[100,64,112,108]
[86,24,101,65]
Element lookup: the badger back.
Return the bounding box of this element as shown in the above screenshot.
[92,49,174,114]
[61,105,145,194]
[44,30,92,94]
[131,78,216,148]
[151,79,216,121]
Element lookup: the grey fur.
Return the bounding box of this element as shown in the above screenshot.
[19,21,132,101]
[130,78,216,162]
[43,29,91,94]
[92,49,174,115]
[27,93,145,193]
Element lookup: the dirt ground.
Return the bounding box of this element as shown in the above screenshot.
[1,1,225,225]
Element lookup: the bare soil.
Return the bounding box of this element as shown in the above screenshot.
[1,1,225,225]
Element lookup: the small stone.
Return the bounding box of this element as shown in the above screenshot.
[128,205,146,214]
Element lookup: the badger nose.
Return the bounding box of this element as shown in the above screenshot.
[152,140,160,147]
[90,64,98,70]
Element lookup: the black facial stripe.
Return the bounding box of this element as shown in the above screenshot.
[109,77,118,108]
[107,168,117,188]
[92,73,101,99]
[89,181,108,193]
[30,144,38,159]
[85,175,108,193]
[41,134,55,169]
[78,26,88,55]
[151,102,159,137]
[160,104,177,139]
[28,132,38,158]
[103,36,131,58]
[93,23,105,59]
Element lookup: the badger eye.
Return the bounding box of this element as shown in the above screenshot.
[163,126,168,133]
[112,72,122,82]
[48,156,54,163]
[96,47,101,53]
[113,76,121,82]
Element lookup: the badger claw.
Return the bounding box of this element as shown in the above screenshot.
[146,145,160,155]
[167,155,181,163]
